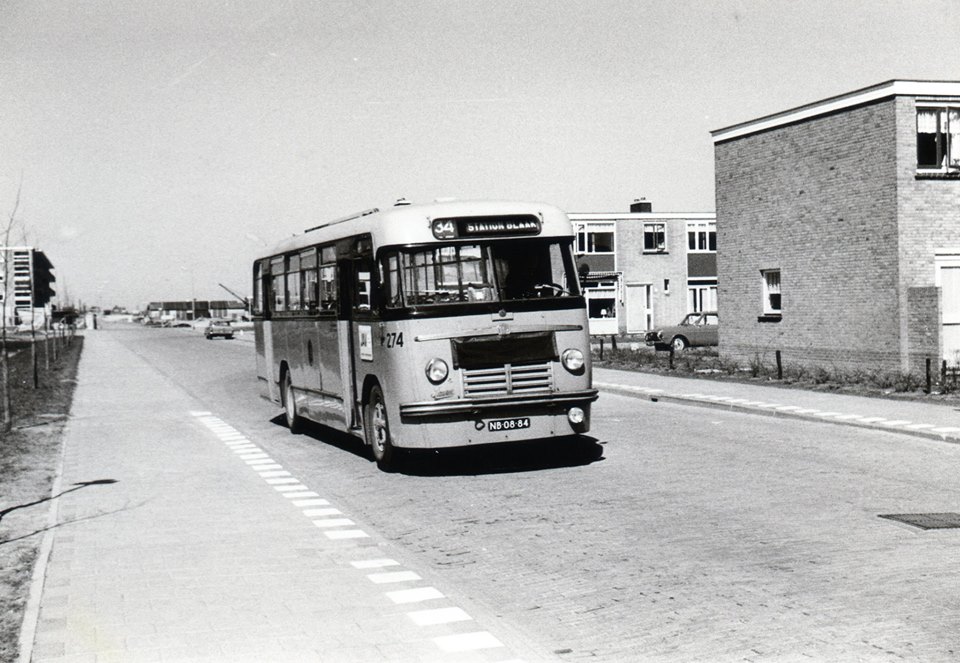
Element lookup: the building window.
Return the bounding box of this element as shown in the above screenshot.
[574,222,615,254]
[761,269,781,316]
[917,106,960,171]
[687,221,717,252]
[688,279,717,313]
[644,223,666,253]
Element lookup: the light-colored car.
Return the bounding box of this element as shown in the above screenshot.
[645,312,718,352]
[205,320,235,340]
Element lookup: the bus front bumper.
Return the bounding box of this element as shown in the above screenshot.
[398,389,599,420]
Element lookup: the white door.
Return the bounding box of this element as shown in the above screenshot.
[940,263,960,363]
[625,284,652,333]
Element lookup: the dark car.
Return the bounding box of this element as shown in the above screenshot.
[205,320,235,340]
[645,312,718,352]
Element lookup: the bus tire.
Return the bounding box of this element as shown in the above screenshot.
[365,384,395,471]
[283,371,303,434]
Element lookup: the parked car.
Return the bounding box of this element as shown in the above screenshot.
[205,320,235,340]
[645,312,718,352]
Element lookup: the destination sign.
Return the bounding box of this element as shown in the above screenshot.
[431,215,542,239]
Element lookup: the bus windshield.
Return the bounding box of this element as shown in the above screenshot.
[381,238,581,308]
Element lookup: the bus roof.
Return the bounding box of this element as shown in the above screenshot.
[258,200,572,260]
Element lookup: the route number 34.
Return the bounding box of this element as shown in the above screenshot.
[381,332,404,348]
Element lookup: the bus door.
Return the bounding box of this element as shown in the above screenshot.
[258,259,280,402]
[312,246,344,425]
[339,237,375,429]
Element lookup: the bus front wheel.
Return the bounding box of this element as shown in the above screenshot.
[283,372,303,434]
[365,385,395,471]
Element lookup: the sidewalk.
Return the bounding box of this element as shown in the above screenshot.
[595,366,960,444]
[21,331,552,663]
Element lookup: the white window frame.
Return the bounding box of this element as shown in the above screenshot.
[573,222,615,255]
[916,104,960,173]
[643,222,666,253]
[686,221,717,253]
[687,279,718,313]
[761,269,781,316]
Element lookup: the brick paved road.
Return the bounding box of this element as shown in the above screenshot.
[61,326,960,662]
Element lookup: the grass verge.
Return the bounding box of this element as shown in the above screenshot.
[593,344,960,403]
[0,334,84,663]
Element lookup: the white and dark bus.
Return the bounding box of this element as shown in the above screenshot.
[253,200,598,470]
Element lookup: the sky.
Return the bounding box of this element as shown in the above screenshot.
[1,0,959,311]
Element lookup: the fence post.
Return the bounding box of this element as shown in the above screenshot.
[926,358,932,394]
[943,360,949,394]
[610,335,617,351]
[599,337,604,361]
[669,346,675,370]
[776,350,783,380]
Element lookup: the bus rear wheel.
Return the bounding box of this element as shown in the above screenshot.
[283,372,303,434]
[365,384,395,471]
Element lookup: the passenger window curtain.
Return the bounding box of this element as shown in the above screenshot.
[917,109,938,134]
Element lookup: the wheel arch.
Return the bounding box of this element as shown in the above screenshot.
[360,374,381,411]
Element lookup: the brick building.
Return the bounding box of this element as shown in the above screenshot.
[569,201,716,336]
[0,245,55,328]
[712,80,960,373]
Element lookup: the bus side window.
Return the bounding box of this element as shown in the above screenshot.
[352,237,374,313]
[320,245,338,312]
[382,252,403,308]
[253,261,264,316]
[270,256,285,313]
[286,254,301,311]
[301,248,319,312]
[355,263,372,311]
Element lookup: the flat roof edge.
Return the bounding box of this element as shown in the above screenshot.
[568,212,715,219]
[711,80,960,143]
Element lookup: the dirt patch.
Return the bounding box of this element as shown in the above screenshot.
[0,334,83,663]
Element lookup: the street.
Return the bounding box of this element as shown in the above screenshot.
[30,324,960,662]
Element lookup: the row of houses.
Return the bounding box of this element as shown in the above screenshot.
[144,300,247,322]
[572,79,959,373]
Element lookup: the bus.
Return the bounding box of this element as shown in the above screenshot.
[252,199,598,470]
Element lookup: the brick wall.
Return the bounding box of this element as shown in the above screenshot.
[895,97,960,369]
[715,99,903,371]
[906,286,940,373]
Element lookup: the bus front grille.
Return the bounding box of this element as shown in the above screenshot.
[461,362,554,398]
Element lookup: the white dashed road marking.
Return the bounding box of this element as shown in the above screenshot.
[386,587,445,604]
[408,607,472,626]
[192,412,525,661]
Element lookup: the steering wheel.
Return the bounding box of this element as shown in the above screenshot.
[534,283,566,296]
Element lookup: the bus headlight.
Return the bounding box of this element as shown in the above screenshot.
[561,348,585,373]
[425,358,449,384]
[568,407,585,425]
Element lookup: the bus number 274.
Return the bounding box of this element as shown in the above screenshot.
[382,332,404,348]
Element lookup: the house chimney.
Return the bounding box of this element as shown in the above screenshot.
[630,198,652,213]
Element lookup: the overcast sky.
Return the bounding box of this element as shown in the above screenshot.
[2,0,959,310]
